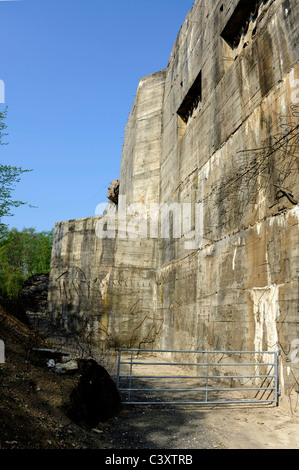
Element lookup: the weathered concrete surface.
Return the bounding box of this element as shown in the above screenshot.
[48,0,299,407]
[48,71,166,348]
[155,0,299,409]
[119,70,166,206]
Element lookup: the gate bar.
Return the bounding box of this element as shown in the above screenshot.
[118,348,278,354]
[118,374,274,379]
[116,349,280,406]
[123,399,276,406]
[119,361,276,367]
[118,386,275,392]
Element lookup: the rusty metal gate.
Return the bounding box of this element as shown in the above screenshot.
[116,348,280,406]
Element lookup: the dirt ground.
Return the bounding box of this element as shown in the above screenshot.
[1,309,299,451]
[98,403,299,449]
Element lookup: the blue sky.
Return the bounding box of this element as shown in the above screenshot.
[1,0,193,232]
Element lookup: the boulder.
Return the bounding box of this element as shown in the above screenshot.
[66,359,122,428]
[107,179,119,205]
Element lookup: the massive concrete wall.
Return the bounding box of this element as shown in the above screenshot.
[48,0,299,402]
[155,0,299,402]
[48,71,166,347]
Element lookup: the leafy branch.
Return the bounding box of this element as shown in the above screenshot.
[0,107,33,238]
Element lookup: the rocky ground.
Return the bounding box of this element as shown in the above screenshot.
[1,303,299,453]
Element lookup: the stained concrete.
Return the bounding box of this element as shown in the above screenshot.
[48,0,299,406]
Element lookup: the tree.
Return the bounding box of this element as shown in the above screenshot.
[0,164,32,238]
[0,227,54,298]
[0,107,32,238]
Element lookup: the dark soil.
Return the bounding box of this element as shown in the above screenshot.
[0,307,119,449]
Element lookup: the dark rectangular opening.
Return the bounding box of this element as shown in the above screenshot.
[221,0,268,48]
[177,71,202,124]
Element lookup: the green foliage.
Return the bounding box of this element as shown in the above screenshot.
[0,107,8,145]
[0,227,54,298]
[0,107,32,238]
[0,164,32,237]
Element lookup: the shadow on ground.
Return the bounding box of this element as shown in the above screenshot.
[99,404,221,449]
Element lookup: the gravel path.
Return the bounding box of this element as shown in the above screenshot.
[96,401,299,450]
[99,405,223,449]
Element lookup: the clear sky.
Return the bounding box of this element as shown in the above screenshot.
[0,0,193,233]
